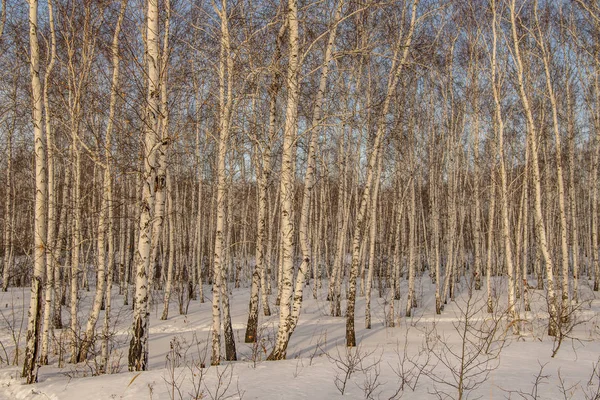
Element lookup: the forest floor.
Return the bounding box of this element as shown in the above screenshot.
[0,273,599,399]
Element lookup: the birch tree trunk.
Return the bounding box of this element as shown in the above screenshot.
[22,0,46,382]
[330,131,349,316]
[567,72,579,303]
[405,174,416,317]
[491,0,516,326]
[592,73,600,292]
[66,3,96,360]
[161,170,175,320]
[469,44,482,292]
[346,0,419,347]
[428,106,442,314]
[243,21,286,342]
[509,0,558,336]
[40,7,59,363]
[79,0,126,362]
[128,0,160,371]
[486,178,496,314]
[193,96,204,302]
[149,0,171,291]
[267,0,301,360]
[69,85,82,364]
[2,89,12,292]
[521,143,531,311]
[365,137,383,328]
[54,162,71,328]
[283,0,343,349]
[212,0,235,364]
[534,0,570,320]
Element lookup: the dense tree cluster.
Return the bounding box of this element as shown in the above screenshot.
[1,0,599,383]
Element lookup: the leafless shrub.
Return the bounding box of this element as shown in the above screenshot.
[204,363,244,400]
[0,288,26,365]
[503,361,549,400]
[240,323,274,368]
[557,368,579,400]
[163,336,186,400]
[551,297,594,358]
[358,355,384,400]
[389,329,430,393]
[325,341,382,396]
[309,328,328,366]
[422,277,509,400]
[583,356,600,400]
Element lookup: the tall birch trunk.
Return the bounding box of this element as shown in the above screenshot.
[128,0,160,370]
[23,0,46,382]
[212,0,235,364]
[486,178,496,314]
[469,46,482,292]
[518,141,531,311]
[509,0,558,336]
[39,0,58,363]
[567,73,579,303]
[2,90,13,292]
[284,0,343,348]
[365,138,383,328]
[267,0,300,360]
[243,21,286,342]
[330,130,348,316]
[406,173,417,317]
[592,73,600,292]
[534,1,570,319]
[79,0,126,362]
[54,162,70,328]
[491,0,516,326]
[149,0,171,291]
[346,0,419,347]
[161,170,175,320]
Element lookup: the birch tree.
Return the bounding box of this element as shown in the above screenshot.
[40,0,57,365]
[129,0,161,371]
[267,0,301,360]
[509,0,558,336]
[346,0,419,347]
[211,0,236,365]
[534,0,570,320]
[79,0,127,362]
[491,0,516,327]
[22,0,46,383]
[266,0,344,355]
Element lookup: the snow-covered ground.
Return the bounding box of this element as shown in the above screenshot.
[0,275,599,399]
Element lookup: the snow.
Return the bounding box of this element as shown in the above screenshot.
[0,276,599,399]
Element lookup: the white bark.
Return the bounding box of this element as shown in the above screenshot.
[486,179,496,314]
[365,141,383,328]
[80,0,126,362]
[41,68,57,353]
[212,0,235,364]
[2,99,12,293]
[534,0,570,319]
[406,175,416,317]
[567,75,579,303]
[509,0,558,336]
[129,0,160,370]
[161,170,175,320]
[491,0,516,326]
[346,0,419,347]
[149,0,171,291]
[268,0,300,360]
[287,0,343,347]
[23,0,46,382]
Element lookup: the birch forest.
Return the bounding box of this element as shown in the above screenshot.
[2,0,600,395]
